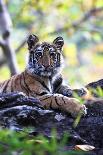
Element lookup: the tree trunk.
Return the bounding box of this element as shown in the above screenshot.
[0,0,19,75]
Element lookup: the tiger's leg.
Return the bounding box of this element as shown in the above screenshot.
[38,94,87,117]
[53,76,91,99]
[56,85,92,99]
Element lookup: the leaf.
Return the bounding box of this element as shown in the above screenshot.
[75,145,95,151]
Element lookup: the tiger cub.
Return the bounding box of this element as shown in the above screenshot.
[0,34,87,117]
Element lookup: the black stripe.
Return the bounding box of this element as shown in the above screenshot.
[20,74,29,95]
[41,81,50,92]
[21,74,29,94]
[40,96,51,101]
[34,76,50,92]
[62,97,66,104]
[57,53,60,61]
[2,80,10,93]
[49,100,53,109]
[23,72,32,93]
[37,92,48,96]
[33,53,35,64]
[57,53,60,66]
[55,96,60,106]
[10,78,14,92]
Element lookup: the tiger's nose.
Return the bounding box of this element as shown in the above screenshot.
[43,57,50,67]
[43,58,50,67]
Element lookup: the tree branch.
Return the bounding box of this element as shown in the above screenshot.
[50,7,103,35]
[0,39,27,67]
[15,39,26,53]
[0,0,19,75]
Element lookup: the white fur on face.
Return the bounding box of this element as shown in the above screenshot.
[26,43,64,78]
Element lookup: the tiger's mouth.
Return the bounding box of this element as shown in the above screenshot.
[44,67,53,72]
[39,66,56,77]
[27,62,61,77]
[36,64,61,77]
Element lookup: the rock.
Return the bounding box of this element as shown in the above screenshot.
[0,78,103,154]
[86,79,103,90]
[0,95,103,155]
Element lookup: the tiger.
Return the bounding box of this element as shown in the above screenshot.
[0,34,87,117]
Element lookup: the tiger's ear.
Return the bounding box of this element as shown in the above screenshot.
[53,36,64,50]
[27,34,39,50]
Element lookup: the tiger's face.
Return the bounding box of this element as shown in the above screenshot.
[27,34,64,77]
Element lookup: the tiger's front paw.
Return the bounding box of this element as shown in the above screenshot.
[78,104,87,115]
[62,89,73,97]
[64,98,87,118]
[71,103,87,118]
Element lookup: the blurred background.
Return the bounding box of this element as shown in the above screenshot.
[0,0,103,88]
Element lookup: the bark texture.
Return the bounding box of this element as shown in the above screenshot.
[0,0,19,75]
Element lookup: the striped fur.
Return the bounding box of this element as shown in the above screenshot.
[0,35,87,117]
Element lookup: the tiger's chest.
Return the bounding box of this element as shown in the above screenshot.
[46,80,53,93]
[27,77,53,97]
[39,78,53,94]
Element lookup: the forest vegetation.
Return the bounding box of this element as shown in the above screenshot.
[0,0,103,155]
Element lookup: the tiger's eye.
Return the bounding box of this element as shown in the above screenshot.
[49,47,55,52]
[35,52,42,58]
[50,52,56,59]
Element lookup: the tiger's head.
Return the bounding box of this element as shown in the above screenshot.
[26,34,64,78]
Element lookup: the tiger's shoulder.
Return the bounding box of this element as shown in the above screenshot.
[0,73,22,94]
[0,70,54,96]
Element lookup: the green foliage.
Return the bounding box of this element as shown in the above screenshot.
[0,129,85,155]
[89,87,103,97]
[95,87,103,97]
[72,92,85,128]
[0,1,103,154]
[73,113,83,128]
[73,87,103,127]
